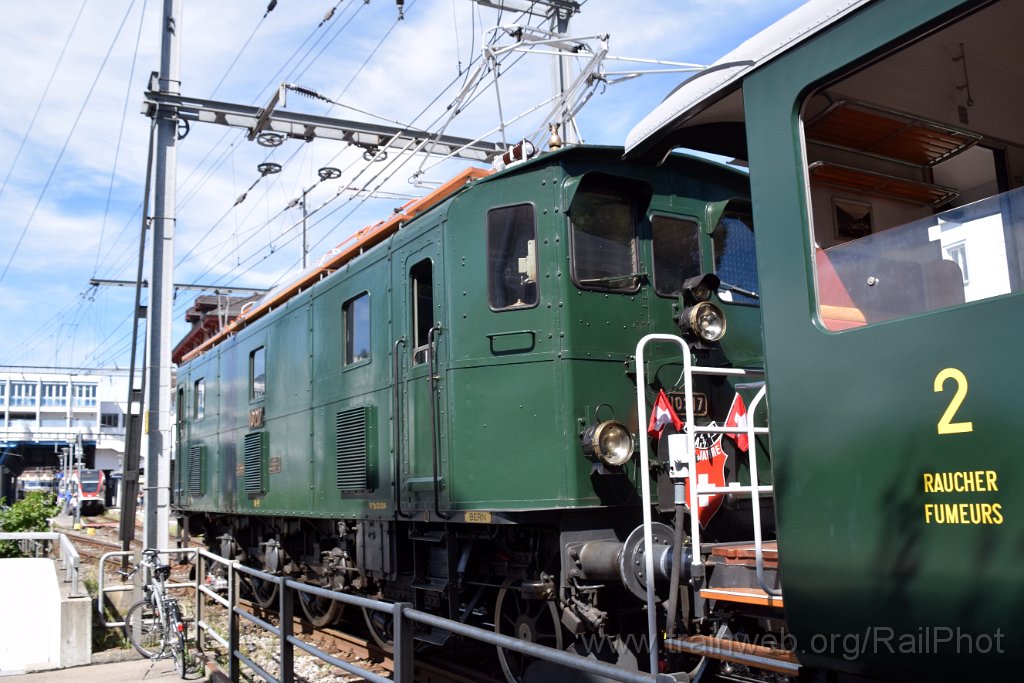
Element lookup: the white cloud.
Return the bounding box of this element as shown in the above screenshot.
[0,0,804,367]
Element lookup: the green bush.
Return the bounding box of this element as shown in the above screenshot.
[0,492,59,558]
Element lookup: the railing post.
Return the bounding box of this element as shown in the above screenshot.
[280,580,294,683]
[195,552,205,652]
[392,602,415,683]
[229,561,240,682]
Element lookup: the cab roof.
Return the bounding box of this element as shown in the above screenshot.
[624,0,871,163]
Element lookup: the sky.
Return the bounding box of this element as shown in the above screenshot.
[0,0,804,370]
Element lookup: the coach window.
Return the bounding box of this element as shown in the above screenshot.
[250,347,266,401]
[801,1,1022,330]
[344,292,371,365]
[411,260,434,365]
[652,215,701,296]
[711,201,759,304]
[194,379,205,421]
[569,179,641,293]
[487,204,538,309]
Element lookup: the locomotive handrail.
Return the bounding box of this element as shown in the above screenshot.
[635,334,771,672]
[428,322,450,520]
[392,337,412,519]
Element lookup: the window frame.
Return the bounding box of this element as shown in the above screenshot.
[486,202,540,311]
[343,292,372,367]
[194,378,205,421]
[650,213,704,298]
[410,259,435,366]
[250,346,266,402]
[568,182,642,294]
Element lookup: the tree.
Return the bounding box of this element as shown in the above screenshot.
[0,491,59,558]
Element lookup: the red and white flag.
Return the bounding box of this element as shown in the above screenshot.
[647,389,682,439]
[724,393,749,452]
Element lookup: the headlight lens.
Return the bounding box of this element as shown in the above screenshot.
[582,420,635,467]
[682,302,726,343]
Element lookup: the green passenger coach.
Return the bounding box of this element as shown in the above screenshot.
[629,0,1021,680]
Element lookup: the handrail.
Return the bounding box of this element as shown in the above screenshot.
[635,333,774,641]
[193,546,677,683]
[0,531,83,597]
[427,322,450,520]
[392,337,412,519]
[97,547,198,628]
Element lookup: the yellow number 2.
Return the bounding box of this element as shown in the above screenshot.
[934,368,973,435]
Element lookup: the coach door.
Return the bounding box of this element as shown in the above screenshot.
[391,236,449,516]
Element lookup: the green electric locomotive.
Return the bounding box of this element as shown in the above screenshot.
[173,144,765,677]
[628,0,1022,680]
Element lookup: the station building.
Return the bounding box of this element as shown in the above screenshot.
[0,367,141,507]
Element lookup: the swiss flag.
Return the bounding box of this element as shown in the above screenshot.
[647,389,683,439]
[724,393,749,452]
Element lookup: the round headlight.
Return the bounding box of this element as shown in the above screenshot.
[582,420,635,467]
[682,302,726,343]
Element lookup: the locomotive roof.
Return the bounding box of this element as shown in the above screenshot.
[624,0,872,163]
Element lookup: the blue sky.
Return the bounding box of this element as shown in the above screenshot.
[0,0,804,369]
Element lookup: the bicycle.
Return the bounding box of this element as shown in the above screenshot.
[120,549,196,678]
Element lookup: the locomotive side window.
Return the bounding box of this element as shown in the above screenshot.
[250,347,266,401]
[343,292,371,365]
[194,378,205,421]
[801,1,1024,330]
[411,259,434,365]
[651,215,701,296]
[712,203,759,304]
[569,185,639,292]
[487,204,538,310]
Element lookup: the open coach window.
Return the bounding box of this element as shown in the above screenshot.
[802,0,1024,331]
[568,175,648,292]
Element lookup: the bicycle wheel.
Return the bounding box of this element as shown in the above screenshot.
[125,600,165,658]
[167,603,192,678]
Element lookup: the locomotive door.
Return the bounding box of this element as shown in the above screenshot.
[391,237,449,515]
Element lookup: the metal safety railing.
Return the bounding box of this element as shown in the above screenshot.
[193,548,679,683]
[634,334,773,670]
[0,531,84,597]
[97,547,198,628]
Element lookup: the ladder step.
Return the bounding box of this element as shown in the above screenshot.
[699,586,784,608]
[665,635,800,675]
[412,577,449,593]
[414,628,452,646]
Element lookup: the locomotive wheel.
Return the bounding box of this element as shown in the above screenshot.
[246,575,279,609]
[362,605,395,654]
[299,590,344,628]
[494,577,563,683]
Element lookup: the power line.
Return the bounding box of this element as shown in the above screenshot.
[0,0,140,286]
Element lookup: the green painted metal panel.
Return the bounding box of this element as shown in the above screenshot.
[743,0,1021,676]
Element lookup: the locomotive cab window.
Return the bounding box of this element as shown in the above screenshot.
[194,378,205,421]
[343,292,371,365]
[568,176,647,292]
[411,259,434,365]
[652,215,701,296]
[487,204,538,310]
[250,347,266,401]
[712,201,759,305]
[801,0,1024,330]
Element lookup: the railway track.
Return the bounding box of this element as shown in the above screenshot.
[51,522,504,682]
